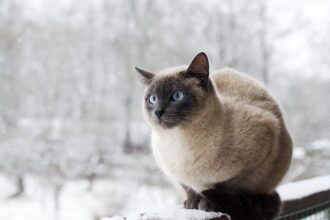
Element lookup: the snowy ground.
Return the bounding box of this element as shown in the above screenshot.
[0,173,178,220]
[1,172,329,220]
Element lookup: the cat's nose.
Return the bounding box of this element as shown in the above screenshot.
[155,109,165,119]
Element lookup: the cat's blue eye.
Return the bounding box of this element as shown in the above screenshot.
[149,95,157,104]
[171,91,184,102]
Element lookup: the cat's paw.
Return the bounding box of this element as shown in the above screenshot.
[183,195,201,209]
[197,197,217,212]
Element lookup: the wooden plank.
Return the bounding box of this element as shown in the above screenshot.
[281,189,330,215]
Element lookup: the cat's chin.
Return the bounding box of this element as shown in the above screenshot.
[153,119,176,129]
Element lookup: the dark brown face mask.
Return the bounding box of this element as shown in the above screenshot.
[135,52,213,129]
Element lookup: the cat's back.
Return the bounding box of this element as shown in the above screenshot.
[211,68,282,119]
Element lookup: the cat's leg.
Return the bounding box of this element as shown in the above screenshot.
[182,185,202,209]
[182,184,235,212]
[235,190,281,220]
[197,191,218,212]
[200,185,281,220]
[241,191,281,220]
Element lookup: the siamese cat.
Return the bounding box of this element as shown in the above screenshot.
[135,52,292,220]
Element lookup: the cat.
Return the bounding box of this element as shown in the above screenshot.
[135,52,292,220]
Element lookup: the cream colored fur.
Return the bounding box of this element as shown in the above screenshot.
[145,67,292,194]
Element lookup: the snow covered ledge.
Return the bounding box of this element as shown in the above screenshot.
[278,174,330,215]
[278,174,330,201]
[102,175,330,220]
[101,207,229,220]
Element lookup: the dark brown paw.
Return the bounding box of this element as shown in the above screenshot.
[182,185,202,210]
[184,195,201,209]
[198,197,217,212]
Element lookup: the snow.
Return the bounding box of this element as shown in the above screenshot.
[0,173,178,220]
[0,175,100,220]
[278,175,330,201]
[103,175,330,220]
[101,207,229,220]
[311,139,330,150]
[293,147,306,159]
[1,173,330,220]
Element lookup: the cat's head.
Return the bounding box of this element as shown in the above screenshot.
[136,52,214,129]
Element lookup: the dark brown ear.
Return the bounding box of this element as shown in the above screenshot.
[186,52,210,88]
[187,52,209,76]
[135,67,154,85]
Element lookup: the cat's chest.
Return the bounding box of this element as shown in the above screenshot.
[152,129,193,169]
[151,128,215,191]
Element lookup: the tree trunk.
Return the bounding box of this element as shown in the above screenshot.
[9,175,25,198]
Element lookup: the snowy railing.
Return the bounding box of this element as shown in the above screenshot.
[103,175,330,220]
[277,175,330,219]
[102,208,230,220]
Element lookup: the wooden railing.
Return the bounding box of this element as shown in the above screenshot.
[277,175,330,219]
[277,189,330,219]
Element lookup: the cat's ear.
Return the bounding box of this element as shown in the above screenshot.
[135,67,154,85]
[185,52,210,87]
[187,52,209,76]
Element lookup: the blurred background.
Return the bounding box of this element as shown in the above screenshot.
[0,0,330,219]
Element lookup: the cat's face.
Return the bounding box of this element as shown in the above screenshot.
[136,52,212,129]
